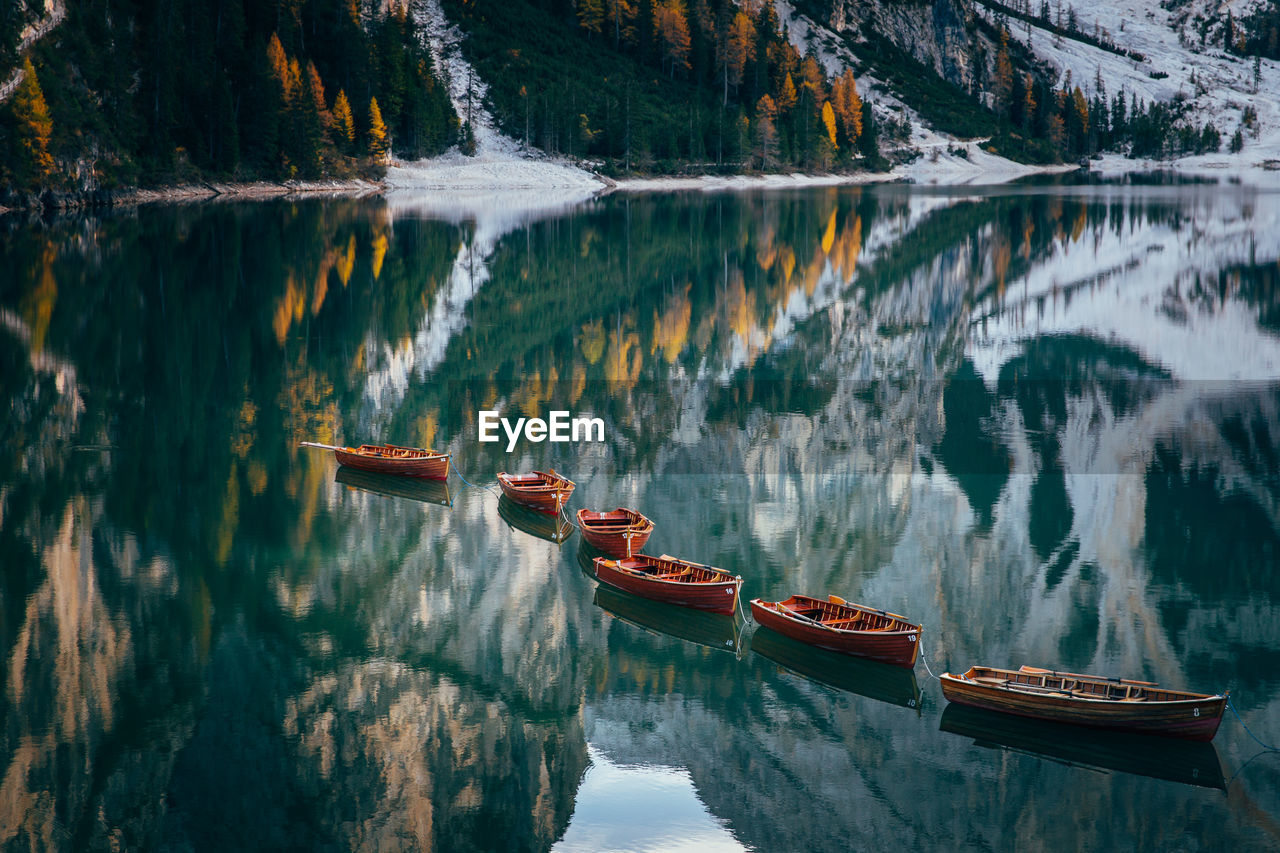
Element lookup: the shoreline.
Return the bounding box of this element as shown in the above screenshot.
[0,178,383,215]
[114,178,384,206]
[7,156,1275,216]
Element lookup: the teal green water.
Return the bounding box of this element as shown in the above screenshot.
[2,184,1279,851]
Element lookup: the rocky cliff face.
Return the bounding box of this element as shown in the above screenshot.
[819,0,989,92]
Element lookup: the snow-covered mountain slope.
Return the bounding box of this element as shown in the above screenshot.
[975,0,1280,183]
[772,0,1078,183]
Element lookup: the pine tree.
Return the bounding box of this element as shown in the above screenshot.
[267,33,289,91]
[307,62,327,119]
[721,11,755,105]
[1070,86,1090,152]
[1048,113,1066,157]
[296,62,326,175]
[857,99,881,168]
[605,0,637,49]
[777,73,798,113]
[994,30,1014,111]
[821,101,838,150]
[368,97,389,160]
[1230,127,1244,153]
[800,57,825,100]
[333,90,356,153]
[832,69,862,146]
[655,0,691,77]
[11,57,54,184]
[1010,70,1027,128]
[1200,122,1220,153]
[1023,74,1037,131]
[754,94,778,168]
[460,120,476,155]
[578,0,605,35]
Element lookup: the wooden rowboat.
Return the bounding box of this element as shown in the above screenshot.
[940,665,1227,741]
[496,469,575,515]
[576,507,654,557]
[748,594,921,668]
[593,553,742,615]
[300,442,450,479]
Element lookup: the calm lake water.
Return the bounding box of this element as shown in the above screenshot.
[3,182,1280,851]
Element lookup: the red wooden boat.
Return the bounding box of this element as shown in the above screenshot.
[749,594,921,668]
[301,441,450,479]
[593,553,742,615]
[940,665,1227,741]
[576,507,654,557]
[496,469,576,515]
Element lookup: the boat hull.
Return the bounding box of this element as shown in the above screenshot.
[576,508,654,557]
[497,472,575,515]
[333,446,450,479]
[940,673,1226,741]
[748,598,921,668]
[594,557,740,615]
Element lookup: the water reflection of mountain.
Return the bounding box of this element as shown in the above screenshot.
[3,186,1280,849]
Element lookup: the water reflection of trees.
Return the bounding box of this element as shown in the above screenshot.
[3,187,1280,850]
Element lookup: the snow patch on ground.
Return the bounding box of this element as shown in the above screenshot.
[612,172,897,192]
[897,139,1079,184]
[386,0,604,191]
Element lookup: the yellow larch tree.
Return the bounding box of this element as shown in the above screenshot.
[367,97,388,160]
[332,89,355,152]
[13,57,54,182]
[821,101,838,149]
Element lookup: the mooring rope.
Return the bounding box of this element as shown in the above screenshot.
[450,462,499,498]
[1225,747,1280,790]
[918,644,943,680]
[734,583,751,625]
[1228,695,1279,752]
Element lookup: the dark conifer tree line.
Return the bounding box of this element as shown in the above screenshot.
[442,0,885,173]
[1,0,457,190]
[3,0,1267,192]
[979,13,1229,163]
[1234,1,1280,58]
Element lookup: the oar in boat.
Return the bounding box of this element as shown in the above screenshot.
[299,442,343,451]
